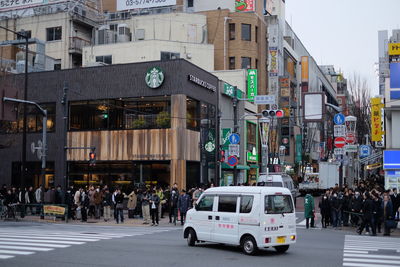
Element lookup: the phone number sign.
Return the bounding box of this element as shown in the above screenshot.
[117,0,176,11]
[0,0,43,11]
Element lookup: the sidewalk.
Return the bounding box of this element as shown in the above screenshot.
[9,212,182,227]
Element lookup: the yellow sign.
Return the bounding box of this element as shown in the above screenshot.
[366,163,382,170]
[43,205,66,215]
[370,98,383,142]
[389,43,400,56]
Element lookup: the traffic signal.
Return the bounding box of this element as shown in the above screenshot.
[89,151,96,166]
[261,109,284,118]
[219,148,226,163]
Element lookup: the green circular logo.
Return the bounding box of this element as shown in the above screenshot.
[145,67,164,88]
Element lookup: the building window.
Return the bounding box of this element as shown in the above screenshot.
[256,59,258,70]
[241,24,251,41]
[17,30,31,40]
[95,55,112,65]
[69,97,171,131]
[255,26,258,43]
[161,51,180,61]
[54,59,61,70]
[247,121,256,155]
[229,23,235,40]
[10,103,57,133]
[241,57,251,69]
[187,97,200,131]
[187,0,194,7]
[46,27,62,41]
[229,57,235,70]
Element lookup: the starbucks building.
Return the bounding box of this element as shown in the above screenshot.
[0,59,219,190]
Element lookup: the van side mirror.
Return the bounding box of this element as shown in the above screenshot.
[194,203,199,210]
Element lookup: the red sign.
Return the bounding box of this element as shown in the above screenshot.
[334,137,346,148]
[227,156,239,167]
[346,132,356,144]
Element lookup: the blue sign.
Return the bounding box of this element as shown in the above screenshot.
[229,133,240,145]
[359,145,371,158]
[383,150,400,169]
[227,156,239,167]
[333,113,345,125]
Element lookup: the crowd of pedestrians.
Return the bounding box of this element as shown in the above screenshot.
[304,181,399,236]
[0,183,206,226]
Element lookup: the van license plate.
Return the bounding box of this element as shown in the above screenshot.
[276,237,285,244]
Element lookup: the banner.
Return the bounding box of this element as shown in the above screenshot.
[269,47,278,77]
[0,0,44,11]
[301,56,309,92]
[388,43,400,56]
[117,0,176,11]
[259,119,270,148]
[370,98,383,142]
[235,0,255,12]
[247,69,258,101]
[43,205,66,215]
[295,134,302,163]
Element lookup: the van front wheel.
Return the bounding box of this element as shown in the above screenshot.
[187,229,196,247]
[241,236,258,255]
[274,245,289,253]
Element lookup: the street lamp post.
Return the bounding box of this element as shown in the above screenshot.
[0,26,29,188]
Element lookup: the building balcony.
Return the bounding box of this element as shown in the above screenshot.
[69,37,91,55]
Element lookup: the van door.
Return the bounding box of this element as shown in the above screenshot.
[212,195,239,244]
[192,194,215,241]
[238,194,260,244]
[263,194,296,243]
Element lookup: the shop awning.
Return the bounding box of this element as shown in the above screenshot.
[222,163,250,170]
[249,165,259,169]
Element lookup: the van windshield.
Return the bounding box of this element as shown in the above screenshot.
[265,195,293,214]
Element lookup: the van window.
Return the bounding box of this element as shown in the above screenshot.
[257,182,283,187]
[240,196,253,213]
[218,196,237,213]
[265,195,293,214]
[197,195,214,211]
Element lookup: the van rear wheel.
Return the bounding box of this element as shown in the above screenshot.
[274,245,289,253]
[241,236,258,255]
[187,229,196,247]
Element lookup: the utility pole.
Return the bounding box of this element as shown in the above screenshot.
[61,82,69,189]
[232,86,239,185]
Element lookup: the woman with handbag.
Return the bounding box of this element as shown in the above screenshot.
[150,190,160,226]
[382,193,394,236]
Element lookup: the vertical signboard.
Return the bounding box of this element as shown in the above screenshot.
[269,47,278,77]
[296,134,302,163]
[301,56,309,92]
[247,69,258,101]
[370,97,383,142]
[235,0,255,12]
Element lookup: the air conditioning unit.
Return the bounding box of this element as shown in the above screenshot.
[135,29,145,41]
[96,25,116,45]
[117,24,131,43]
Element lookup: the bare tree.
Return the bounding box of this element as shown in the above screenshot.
[347,73,371,144]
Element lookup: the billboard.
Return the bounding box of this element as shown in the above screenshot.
[269,47,278,77]
[302,92,325,122]
[247,69,258,101]
[117,0,176,11]
[370,97,383,142]
[235,0,255,12]
[390,63,400,89]
[0,0,44,11]
[388,43,400,56]
[301,56,309,92]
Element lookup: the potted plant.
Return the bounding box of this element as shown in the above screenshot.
[156,111,171,128]
[131,117,146,129]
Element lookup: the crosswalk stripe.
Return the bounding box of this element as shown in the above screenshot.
[0,255,14,259]
[344,258,400,265]
[343,263,397,267]
[344,254,400,260]
[0,245,54,251]
[0,242,70,248]
[343,250,368,254]
[0,235,101,242]
[0,233,112,240]
[0,250,34,255]
[0,238,84,245]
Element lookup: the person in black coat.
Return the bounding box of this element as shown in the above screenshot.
[390,188,400,220]
[382,194,394,236]
[65,186,75,220]
[372,192,383,234]
[350,191,363,226]
[357,192,376,236]
[319,192,331,228]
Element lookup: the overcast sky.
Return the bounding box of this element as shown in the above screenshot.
[285,0,400,96]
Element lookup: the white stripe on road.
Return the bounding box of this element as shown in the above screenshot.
[344,258,400,265]
[0,241,70,248]
[0,255,14,259]
[0,238,84,245]
[0,235,100,242]
[343,263,398,267]
[344,254,400,260]
[0,233,112,240]
[344,247,378,251]
[0,245,53,251]
[297,219,306,225]
[0,250,34,255]
[343,250,368,254]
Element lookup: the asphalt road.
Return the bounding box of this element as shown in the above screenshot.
[0,215,399,267]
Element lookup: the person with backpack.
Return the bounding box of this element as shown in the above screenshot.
[169,184,179,225]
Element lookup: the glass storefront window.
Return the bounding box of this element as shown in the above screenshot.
[187,98,199,131]
[69,96,171,131]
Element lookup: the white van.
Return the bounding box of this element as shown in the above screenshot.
[183,186,296,255]
[257,173,297,200]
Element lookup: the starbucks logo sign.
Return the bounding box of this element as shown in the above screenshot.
[145,67,164,88]
[205,141,215,153]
